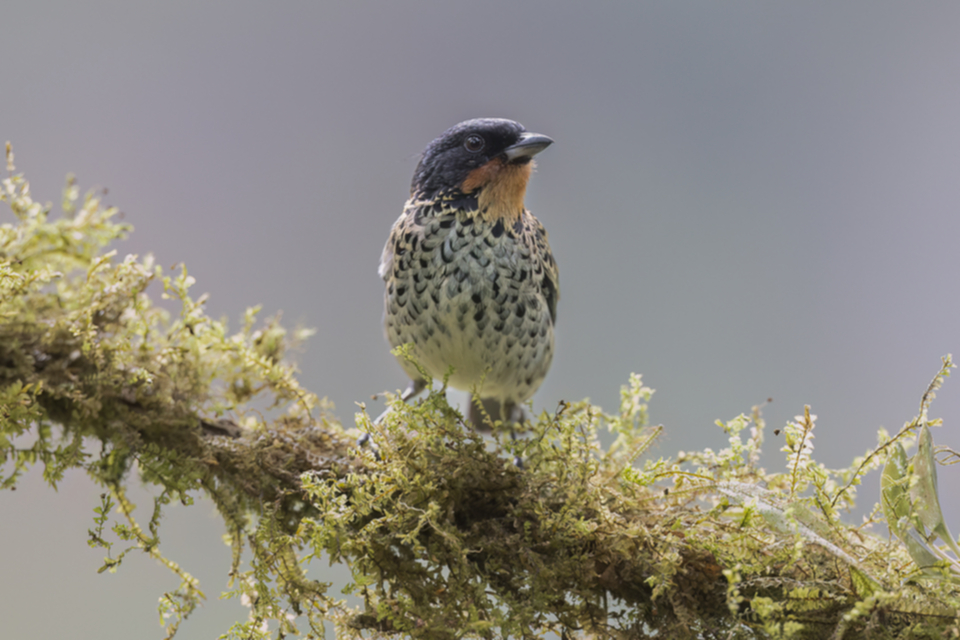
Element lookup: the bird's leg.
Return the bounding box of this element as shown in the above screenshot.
[466,397,526,467]
[362,378,431,458]
[505,401,525,427]
[401,377,429,402]
[372,377,429,425]
[468,396,529,432]
[502,401,528,468]
[468,395,499,432]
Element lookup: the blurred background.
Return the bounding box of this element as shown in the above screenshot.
[3,2,960,638]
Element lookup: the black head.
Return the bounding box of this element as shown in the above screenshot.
[411,118,552,197]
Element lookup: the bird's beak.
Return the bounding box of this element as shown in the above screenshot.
[503,132,553,162]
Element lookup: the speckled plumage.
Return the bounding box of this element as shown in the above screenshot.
[380,118,559,426]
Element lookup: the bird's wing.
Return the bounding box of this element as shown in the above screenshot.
[533,217,560,325]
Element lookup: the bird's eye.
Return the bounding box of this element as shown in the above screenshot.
[463,135,485,153]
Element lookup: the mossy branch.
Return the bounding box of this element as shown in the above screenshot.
[3,148,960,639]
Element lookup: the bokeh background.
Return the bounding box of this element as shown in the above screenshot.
[3,2,960,638]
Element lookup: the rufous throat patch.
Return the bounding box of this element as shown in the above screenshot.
[462,159,534,223]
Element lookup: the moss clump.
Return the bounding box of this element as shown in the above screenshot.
[3,146,960,638]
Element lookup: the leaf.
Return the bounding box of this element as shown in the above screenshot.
[911,424,960,559]
[881,441,912,541]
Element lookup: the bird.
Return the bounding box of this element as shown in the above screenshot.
[379,118,558,429]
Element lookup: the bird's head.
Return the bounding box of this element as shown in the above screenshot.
[411,118,553,219]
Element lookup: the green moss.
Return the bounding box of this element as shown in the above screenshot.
[3,146,960,638]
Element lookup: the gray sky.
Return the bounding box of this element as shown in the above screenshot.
[3,3,960,638]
